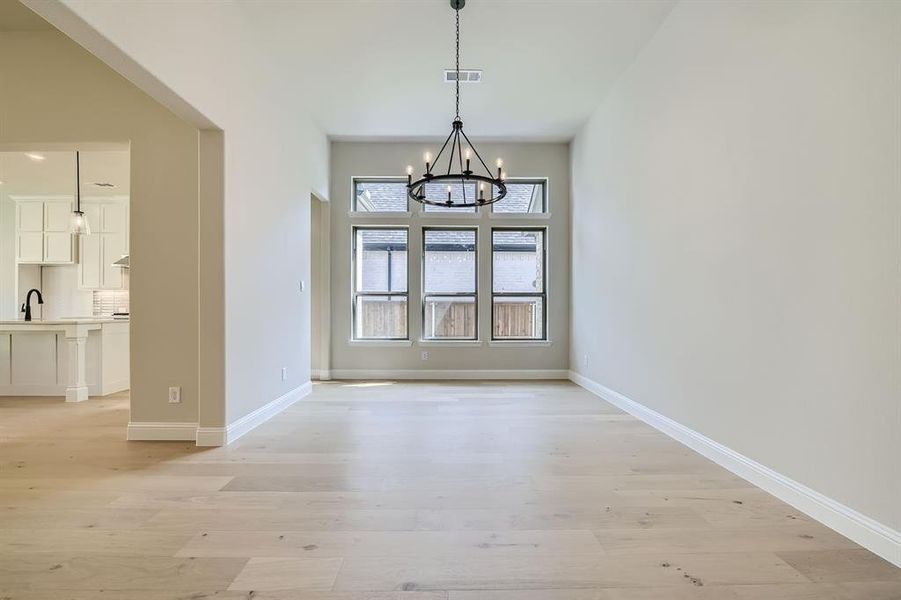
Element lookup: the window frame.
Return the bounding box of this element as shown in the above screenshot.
[351,225,410,341]
[490,177,549,215]
[490,226,548,342]
[421,225,480,342]
[351,177,411,214]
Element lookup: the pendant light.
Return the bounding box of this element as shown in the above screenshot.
[405,0,507,208]
[70,151,90,235]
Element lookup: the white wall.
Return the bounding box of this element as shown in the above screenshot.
[330,141,569,375]
[30,0,330,427]
[571,0,900,539]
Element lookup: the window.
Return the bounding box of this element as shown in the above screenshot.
[492,179,547,214]
[353,179,408,212]
[352,227,408,339]
[492,229,546,340]
[422,228,477,339]
[422,181,478,213]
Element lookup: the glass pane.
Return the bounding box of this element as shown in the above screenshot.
[493,296,544,340]
[354,180,408,212]
[493,181,545,213]
[355,295,407,339]
[424,229,476,293]
[355,229,407,293]
[424,295,476,339]
[492,230,544,293]
[422,181,477,212]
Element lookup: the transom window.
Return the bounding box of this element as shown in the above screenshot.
[492,179,547,213]
[422,228,478,339]
[422,182,478,213]
[492,228,546,340]
[353,179,408,212]
[352,227,408,339]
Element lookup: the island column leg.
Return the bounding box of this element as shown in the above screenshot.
[64,329,89,402]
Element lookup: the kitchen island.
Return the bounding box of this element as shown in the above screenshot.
[0,318,129,401]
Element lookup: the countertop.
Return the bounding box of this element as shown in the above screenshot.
[0,317,130,326]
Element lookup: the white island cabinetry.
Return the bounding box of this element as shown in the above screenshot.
[0,319,129,400]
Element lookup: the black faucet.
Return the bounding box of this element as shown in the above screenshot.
[21,288,43,322]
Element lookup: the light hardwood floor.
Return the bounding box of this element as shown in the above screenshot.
[0,381,898,599]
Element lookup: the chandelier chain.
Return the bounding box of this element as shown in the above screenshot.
[455,6,460,120]
[404,0,508,208]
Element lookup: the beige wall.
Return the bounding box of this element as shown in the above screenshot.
[0,30,203,424]
[571,0,900,532]
[31,0,330,426]
[329,141,570,375]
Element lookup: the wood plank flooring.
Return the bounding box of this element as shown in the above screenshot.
[0,381,898,599]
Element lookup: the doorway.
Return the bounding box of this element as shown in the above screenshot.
[310,193,330,380]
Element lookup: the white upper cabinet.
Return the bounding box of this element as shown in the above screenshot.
[16,202,43,232]
[101,203,127,234]
[14,198,74,264]
[78,199,129,290]
[78,235,101,289]
[44,201,72,232]
[83,204,102,233]
[17,232,44,263]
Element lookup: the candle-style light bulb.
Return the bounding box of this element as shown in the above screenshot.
[406,165,413,185]
[464,148,472,173]
[479,183,485,200]
[447,185,453,204]
[424,152,432,174]
[496,158,503,179]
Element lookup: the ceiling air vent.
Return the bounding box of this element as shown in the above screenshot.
[444,69,482,83]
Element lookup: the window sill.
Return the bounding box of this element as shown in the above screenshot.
[348,211,413,218]
[419,340,483,347]
[348,339,413,347]
[489,340,553,347]
[489,212,551,219]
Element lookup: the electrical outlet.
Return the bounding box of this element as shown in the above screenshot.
[168,386,181,403]
[582,354,589,367]
[421,351,429,361]
[299,280,305,292]
[281,367,288,381]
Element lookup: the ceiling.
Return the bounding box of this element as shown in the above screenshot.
[0,151,130,197]
[0,0,52,31]
[242,0,676,141]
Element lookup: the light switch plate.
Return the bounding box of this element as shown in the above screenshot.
[168,386,181,403]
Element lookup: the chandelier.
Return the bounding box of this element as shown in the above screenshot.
[406,0,507,208]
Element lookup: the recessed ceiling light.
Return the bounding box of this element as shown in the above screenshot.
[25,153,45,161]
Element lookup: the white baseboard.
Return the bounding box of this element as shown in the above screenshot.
[0,383,66,396]
[99,377,130,396]
[196,381,313,447]
[126,421,197,441]
[312,369,331,381]
[329,369,569,380]
[568,370,901,568]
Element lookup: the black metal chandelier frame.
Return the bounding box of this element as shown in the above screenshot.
[406,0,507,208]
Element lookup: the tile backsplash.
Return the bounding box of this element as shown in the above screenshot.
[93,290,129,316]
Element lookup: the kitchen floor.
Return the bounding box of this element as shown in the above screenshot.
[0,382,898,599]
